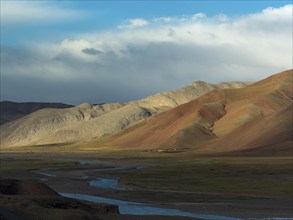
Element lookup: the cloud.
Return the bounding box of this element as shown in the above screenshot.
[119,18,149,29]
[153,17,175,23]
[82,48,103,55]
[0,1,85,25]
[1,5,292,104]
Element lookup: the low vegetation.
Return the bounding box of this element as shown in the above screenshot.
[104,154,293,198]
[2,147,291,199]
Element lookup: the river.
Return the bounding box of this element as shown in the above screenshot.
[60,192,240,220]
[60,178,241,220]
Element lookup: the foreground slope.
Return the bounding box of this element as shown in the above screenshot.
[109,70,292,154]
[0,81,247,147]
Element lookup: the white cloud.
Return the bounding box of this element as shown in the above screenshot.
[0,1,85,25]
[1,5,292,104]
[191,13,207,20]
[119,18,149,29]
[153,17,175,23]
[262,4,292,16]
[59,5,292,69]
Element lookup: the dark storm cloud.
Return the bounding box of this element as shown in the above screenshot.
[1,41,286,105]
[0,46,169,104]
[82,48,103,55]
[1,72,148,105]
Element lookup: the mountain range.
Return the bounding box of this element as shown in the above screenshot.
[0,81,247,147]
[1,69,292,155]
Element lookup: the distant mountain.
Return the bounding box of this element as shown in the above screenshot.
[0,101,73,125]
[108,70,292,155]
[0,81,248,147]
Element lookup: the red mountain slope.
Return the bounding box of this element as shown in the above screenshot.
[108,70,292,154]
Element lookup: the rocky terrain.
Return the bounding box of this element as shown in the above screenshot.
[0,81,248,147]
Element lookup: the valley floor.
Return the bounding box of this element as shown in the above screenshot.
[0,148,292,219]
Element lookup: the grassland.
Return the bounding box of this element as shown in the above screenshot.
[1,145,292,198]
[102,155,293,198]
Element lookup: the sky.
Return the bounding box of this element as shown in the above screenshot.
[1,1,292,105]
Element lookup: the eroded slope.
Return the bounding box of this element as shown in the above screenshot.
[109,70,292,154]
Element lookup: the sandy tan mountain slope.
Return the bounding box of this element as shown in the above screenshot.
[0,101,73,125]
[0,81,247,147]
[109,70,292,154]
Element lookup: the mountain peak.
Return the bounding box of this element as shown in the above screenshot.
[77,102,94,109]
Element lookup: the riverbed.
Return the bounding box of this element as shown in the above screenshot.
[60,192,240,220]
